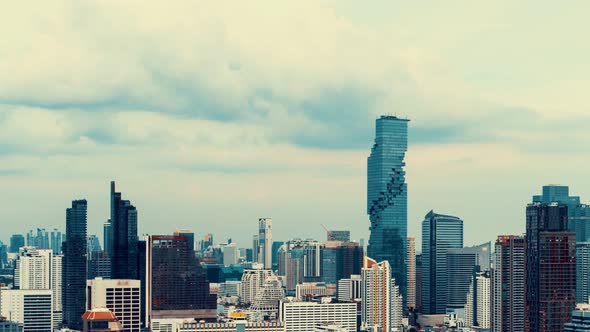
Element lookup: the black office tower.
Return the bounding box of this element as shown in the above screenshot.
[63,199,88,330]
[109,181,139,280]
[526,202,576,332]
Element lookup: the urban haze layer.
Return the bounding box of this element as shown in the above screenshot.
[1,116,589,332]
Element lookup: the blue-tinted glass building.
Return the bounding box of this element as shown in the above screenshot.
[9,234,25,253]
[63,199,88,330]
[533,185,590,241]
[446,242,491,310]
[367,115,409,303]
[421,210,463,314]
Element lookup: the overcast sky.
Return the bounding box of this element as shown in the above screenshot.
[1,1,590,249]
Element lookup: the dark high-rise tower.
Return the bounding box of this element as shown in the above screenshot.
[63,199,88,330]
[146,235,216,321]
[526,202,576,332]
[109,181,139,280]
[367,115,409,303]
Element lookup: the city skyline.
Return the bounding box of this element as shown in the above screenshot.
[2,1,590,250]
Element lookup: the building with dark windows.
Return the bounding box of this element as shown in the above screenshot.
[321,241,363,285]
[9,235,25,253]
[174,230,195,253]
[367,115,409,304]
[446,242,491,311]
[493,235,526,332]
[565,304,590,332]
[146,235,216,323]
[421,210,463,314]
[109,181,139,280]
[63,199,88,330]
[271,241,284,271]
[526,202,576,332]
[328,231,350,242]
[0,289,52,332]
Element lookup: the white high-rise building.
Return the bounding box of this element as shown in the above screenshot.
[465,271,491,329]
[240,269,274,305]
[0,289,53,332]
[223,243,239,266]
[361,257,403,332]
[280,298,357,332]
[258,218,272,269]
[337,275,362,302]
[251,276,285,320]
[86,277,141,332]
[13,247,62,330]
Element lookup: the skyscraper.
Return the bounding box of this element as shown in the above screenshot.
[50,229,63,255]
[174,230,195,253]
[565,304,590,331]
[526,202,576,332]
[146,235,216,323]
[446,242,491,311]
[576,242,590,304]
[109,181,139,280]
[9,234,25,253]
[367,115,409,303]
[421,210,463,314]
[407,237,416,310]
[258,218,272,269]
[63,199,88,330]
[493,235,526,332]
[271,241,284,271]
[464,271,491,330]
[321,241,363,285]
[533,185,590,241]
[361,257,403,332]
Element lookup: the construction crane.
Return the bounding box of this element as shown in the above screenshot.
[321,224,334,241]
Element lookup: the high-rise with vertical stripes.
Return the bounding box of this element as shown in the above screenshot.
[367,115,409,304]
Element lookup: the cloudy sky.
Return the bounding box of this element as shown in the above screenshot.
[1,1,589,249]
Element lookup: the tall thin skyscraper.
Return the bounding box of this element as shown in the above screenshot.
[109,181,139,280]
[421,210,463,314]
[367,115,409,303]
[526,202,576,332]
[63,199,88,330]
[407,237,416,310]
[258,218,272,269]
[493,235,525,332]
[576,242,590,304]
[50,229,63,254]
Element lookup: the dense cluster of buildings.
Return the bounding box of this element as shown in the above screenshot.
[1,115,590,332]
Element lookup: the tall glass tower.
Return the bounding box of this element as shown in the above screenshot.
[62,199,88,330]
[367,115,409,303]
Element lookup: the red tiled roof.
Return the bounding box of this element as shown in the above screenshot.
[82,309,119,321]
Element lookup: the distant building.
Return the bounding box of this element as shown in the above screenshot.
[257,218,272,269]
[26,228,50,250]
[464,271,491,330]
[337,275,362,302]
[565,303,590,331]
[109,181,139,280]
[146,235,216,324]
[51,229,63,255]
[250,276,284,320]
[421,210,463,314]
[367,115,409,305]
[271,241,284,271]
[415,253,422,312]
[82,308,124,332]
[407,237,416,310]
[63,199,88,330]
[578,243,590,305]
[88,235,102,254]
[174,230,195,253]
[9,235,25,254]
[526,202,576,332]
[296,282,329,300]
[240,269,274,305]
[88,251,112,280]
[87,278,141,332]
[280,299,357,332]
[278,239,322,290]
[0,289,53,332]
[222,243,239,266]
[0,315,23,332]
[493,235,525,332]
[321,241,363,285]
[446,242,491,311]
[329,231,350,242]
[361,257,403,332]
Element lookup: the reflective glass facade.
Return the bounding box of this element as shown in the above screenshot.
[367,115,409,302]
